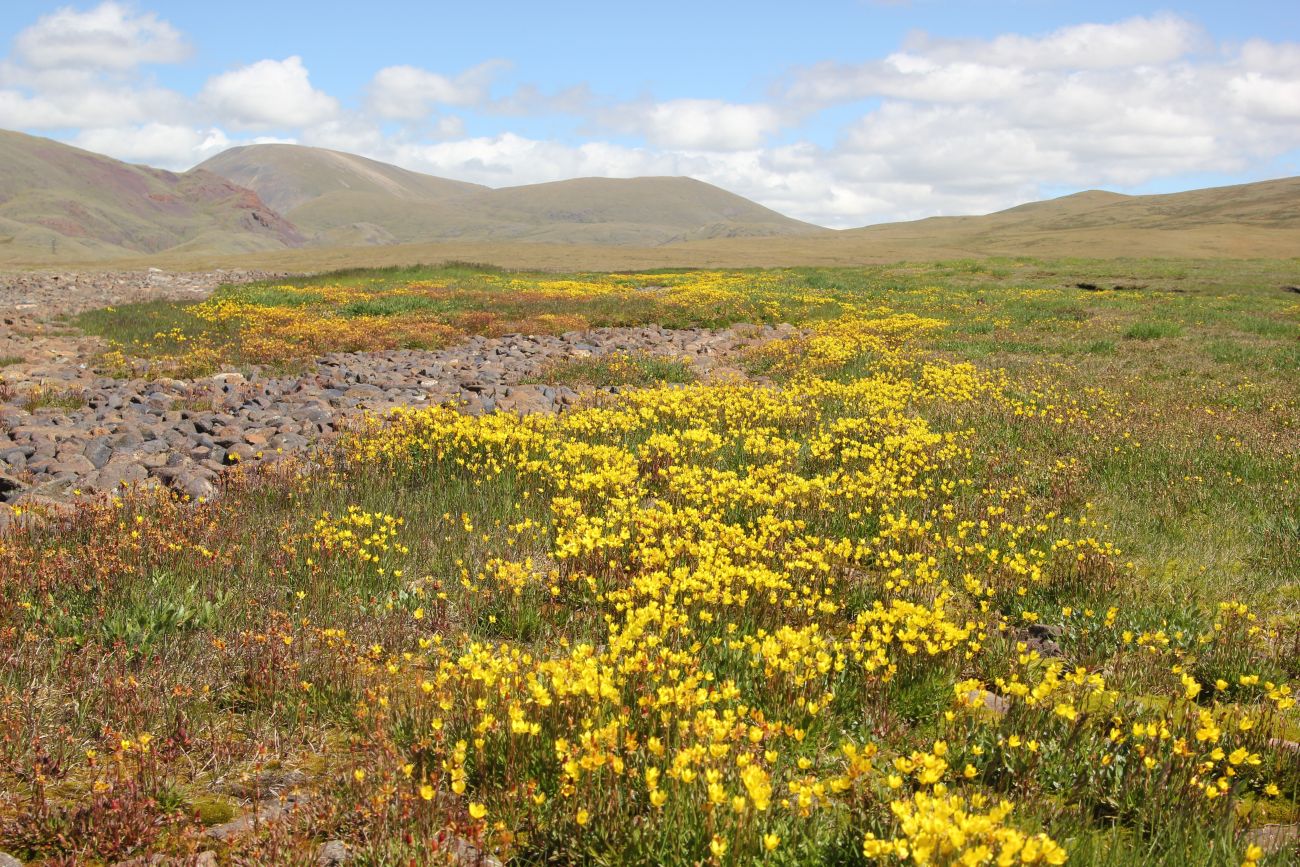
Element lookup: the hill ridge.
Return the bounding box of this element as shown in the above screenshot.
[197,144,823,247]
[0,130,303,260]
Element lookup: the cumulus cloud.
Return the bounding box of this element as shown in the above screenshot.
[778,14,1300,222]
[14,1,189,71]
[604,99,786,151]
[905,13,1204,71]
[0,77,185,130]
[368,61,507,118]
[0,3,190,135]
[73,123,232,169]
[201,56,338,129]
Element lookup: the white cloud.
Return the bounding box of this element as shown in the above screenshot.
[368,61,507,119]
[603,99,785,150]
[73,123,231,169]
[201,56,338,129]
[361,134,857,226]
[905,14,1204,71]
[14,1,189,71]
[489,83,593,116]
[786,15,1205,105]
[779,15,1300,223]
[0,78,185,129]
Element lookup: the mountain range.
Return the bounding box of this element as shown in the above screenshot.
[197,144,821,247]
[1,127,1297,265]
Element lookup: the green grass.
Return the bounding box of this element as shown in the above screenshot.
[73,298,228,349]
[0,355,23,368]
[1123,320,1184,340]
[524,352,698,388]
[15,257,1299,864]
[20,386,86,411]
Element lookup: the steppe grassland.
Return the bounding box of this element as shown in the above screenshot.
[1,259,1298,865]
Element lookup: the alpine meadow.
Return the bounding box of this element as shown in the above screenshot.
[0,2,1299,866]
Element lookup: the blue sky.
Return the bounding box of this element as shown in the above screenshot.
[1,1,1298,226]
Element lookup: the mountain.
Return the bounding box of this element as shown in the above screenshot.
[0,130,303,260]
[198,143,487,214]
[4,128,1297,267]
[832,177,1300,258]
[197,144,824,246]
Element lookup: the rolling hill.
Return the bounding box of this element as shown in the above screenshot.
[197,144,824,246]
[0,130,303,261]
[831,177,1300,259]
[2,127,1297,267]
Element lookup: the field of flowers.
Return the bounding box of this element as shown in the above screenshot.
[4,259,1299,865]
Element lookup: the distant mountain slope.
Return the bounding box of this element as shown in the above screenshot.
[198,143,487,214]
[470,176,824,242]
[5,127,1296,266]
[0,130,303,260]
[838,177,1300,257]
[198,145,824,246]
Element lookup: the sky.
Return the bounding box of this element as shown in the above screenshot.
[1,1,1298,228]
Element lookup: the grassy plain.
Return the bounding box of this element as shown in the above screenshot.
[2,258,1299,865]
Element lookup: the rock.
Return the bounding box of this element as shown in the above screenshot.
[95,461,148,490]
[269,432,309,450]
[174,471,217,502]
[221,767,309,799]
[224,443,257,465]
[83,437,114,468]
[53,454,96,475]
[317,840,353,865]
[0,470,25,499]
[965,689,1010,716]
[437,833,503,867]
[1020,624,1064,658]
[1,317,799,506]
[0,851,22,867]
[1026,623,1064,639]
[205,793,308,841]
[1243,823,1300,856]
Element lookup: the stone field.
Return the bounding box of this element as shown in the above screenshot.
[0,270,793,513]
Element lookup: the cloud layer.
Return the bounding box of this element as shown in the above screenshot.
[1,3,1297,227]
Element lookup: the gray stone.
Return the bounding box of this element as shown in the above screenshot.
[83,437,114,468]
[224,443,257,465]
[206,793,308,841]
[439,834,503,867]
[1243,823,1300,856]
[1,319,797,506]
[95,461,148,490]
[966,689,1011,716]
[317,840,353,865]
[53,454,96,475]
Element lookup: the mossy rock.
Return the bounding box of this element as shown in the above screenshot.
[1082,689,1120,713]
[190,793,237,826]
[1237,794,1300,826]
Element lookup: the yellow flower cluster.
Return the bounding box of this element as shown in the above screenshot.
[863,790,1068,865]
[310,506,409,576]
[318,312,1198,860]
